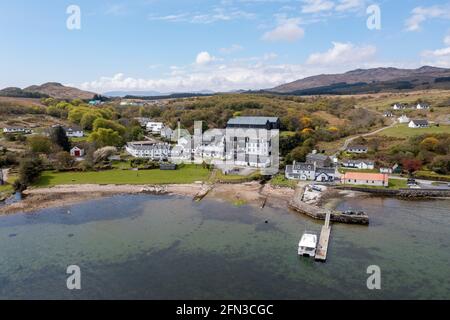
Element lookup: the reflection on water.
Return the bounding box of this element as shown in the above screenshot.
[0,194,449,299]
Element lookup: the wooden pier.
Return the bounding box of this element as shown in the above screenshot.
[315,212,331,262]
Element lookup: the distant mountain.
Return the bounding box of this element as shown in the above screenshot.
[0,87,49,98]
[105,89,216,97]
[269,66,450,95]
[104,90,164,97]
[22,82,97,100]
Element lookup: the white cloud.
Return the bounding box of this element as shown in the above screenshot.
[335,0,364,12]
[148,7,255,24]
[105,4,127,16]
[445,34,450,46]
[77,45,417,94]
[301,0,334,14]
[405,4,450,32]
[196,52,216,65]
[262,18,305,42]
[306,42,376,66]
[421,33,450,67]
[219,44,244,54]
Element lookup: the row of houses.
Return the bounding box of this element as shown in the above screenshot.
[392,103,430,110]
[3,126,85,137]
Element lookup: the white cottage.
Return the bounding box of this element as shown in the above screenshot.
[398,115,410,124]
[408,120,429,128]
[70,146,85,157]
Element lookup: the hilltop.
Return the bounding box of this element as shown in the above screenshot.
[269,66,450,95]
[0,82,97,100]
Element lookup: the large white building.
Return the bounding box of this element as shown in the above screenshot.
[225,116,280,169]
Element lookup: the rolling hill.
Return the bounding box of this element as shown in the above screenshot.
[0,82,98,100]
[269,66,450,95]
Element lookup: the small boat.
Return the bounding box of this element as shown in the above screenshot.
[298,232,318,257]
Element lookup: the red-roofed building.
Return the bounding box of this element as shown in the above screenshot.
[341,172,389,187]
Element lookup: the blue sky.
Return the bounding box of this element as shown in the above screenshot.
[1,0,450,93]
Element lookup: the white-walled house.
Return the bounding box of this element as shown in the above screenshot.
[398,115,410,124]
[416,103,430,110]
[347,145,368,154]
[380,167,393,174]
[392,103,407,110]
[341,160,375,170]
[146,122,164,134]
[125,141,170,160]
[286,162,316,180]
[3,127,32,134]
[285,161,336,182]
[341,172,389,187]
[70,146,85,157]
[64,126,84,138]
[160,127,174,140]
[408,120,429,128]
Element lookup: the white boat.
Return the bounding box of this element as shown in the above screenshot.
[298,232,317,257]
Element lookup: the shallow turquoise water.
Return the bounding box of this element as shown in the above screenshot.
[0,194,449,299]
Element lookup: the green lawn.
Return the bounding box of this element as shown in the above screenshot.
[211,170,261,183]
[380,124,450,138]
[269,174,297,189]
[0,184,13,193]
[34,165,211,187]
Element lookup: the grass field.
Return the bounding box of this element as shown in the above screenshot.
[379,124,450,138]
[211,170,261,183]
[269,174,297,189]
[34,165,211,187]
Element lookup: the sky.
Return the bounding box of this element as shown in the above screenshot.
[1,0,450,93]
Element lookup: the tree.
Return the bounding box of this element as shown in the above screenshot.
[14,157,43,191]
[93,118,126,135]
[80,112,100,130]
[431,156,450,175]
[28,135,53,154]
[54,151,74,170]
[88,128,122,147]
[401,159,422,174]
[93,146,118,163]
[50,126,71,152]
[420,137,439,152]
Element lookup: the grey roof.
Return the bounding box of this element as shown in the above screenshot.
[316,167,336,174]
[127,141,169,150]
[343,159,374,165]
[227,116,279,126]
[411,119,429,125]
[306,153,329,161]
[293,162,315,171]
[348,145,368,150]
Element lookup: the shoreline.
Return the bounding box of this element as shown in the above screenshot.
[0,182,296,216]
